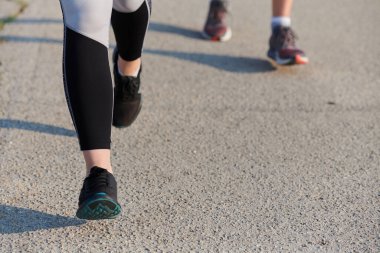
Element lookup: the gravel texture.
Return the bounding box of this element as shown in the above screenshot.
[0,0,379,252]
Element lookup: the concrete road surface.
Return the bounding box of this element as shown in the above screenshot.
[0,0,379,252]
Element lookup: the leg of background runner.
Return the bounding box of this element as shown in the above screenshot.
[272,0,293,17]
[112,0,151,76]
[60,0,114,175]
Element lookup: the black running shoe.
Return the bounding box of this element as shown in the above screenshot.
[76,167,122,220]
[112,48,142,128]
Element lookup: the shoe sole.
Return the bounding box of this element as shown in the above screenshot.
[268,51,309,65]
[76,193,121,220]
[201,27,232,42]
[112,96,143,128]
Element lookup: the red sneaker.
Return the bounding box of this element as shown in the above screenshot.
[267,26,309,65]
[202,0,232,42]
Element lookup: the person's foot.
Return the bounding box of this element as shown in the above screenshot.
[202,0,232,42]
[267,26,308,65]
[112,48,142,128]
[76,167,122,220]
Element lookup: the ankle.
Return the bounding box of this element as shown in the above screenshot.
[118,57,141,77]
[83,149,113,176]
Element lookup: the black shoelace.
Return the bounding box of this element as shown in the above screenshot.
[84,170,109,194]
[117,76,140,101]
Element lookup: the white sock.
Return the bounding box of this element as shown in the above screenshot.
[271,16,291,29]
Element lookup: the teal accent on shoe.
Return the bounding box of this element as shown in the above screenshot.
[76,193,122,220]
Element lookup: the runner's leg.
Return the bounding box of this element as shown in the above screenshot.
[111,0,151,128]
[59,0,114,174]
[272,0,292,17]
[112,0,151,76]
[59,0,123,220]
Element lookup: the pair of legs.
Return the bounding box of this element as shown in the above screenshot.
[203,0,308,65]
[60,0,151,219]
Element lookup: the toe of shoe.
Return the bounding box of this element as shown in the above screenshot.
[113,96,142,128]
[76,197,121,220]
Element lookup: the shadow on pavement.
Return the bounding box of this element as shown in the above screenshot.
[0,119,76,137]
[149,22,202,39]
[0,33,275,73]
[144,49,276,73]
[11,18,62,24]
[0,35,62,44]
[0,205,85,234]
[3,19,200,39]
[0,17,275,73]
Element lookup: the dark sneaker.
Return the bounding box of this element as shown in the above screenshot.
[267,26,309,65]
[76,167,122,220]
[202,0,232,42]
[112,48,142,128]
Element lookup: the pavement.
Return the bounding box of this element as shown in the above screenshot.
[0,0,379,252]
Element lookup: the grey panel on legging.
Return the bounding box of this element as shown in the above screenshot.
[60,0,146,47]
[60,0,112,47]
[113,0,145,13]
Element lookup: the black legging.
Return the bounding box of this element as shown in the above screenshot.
[60,0,151,150]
